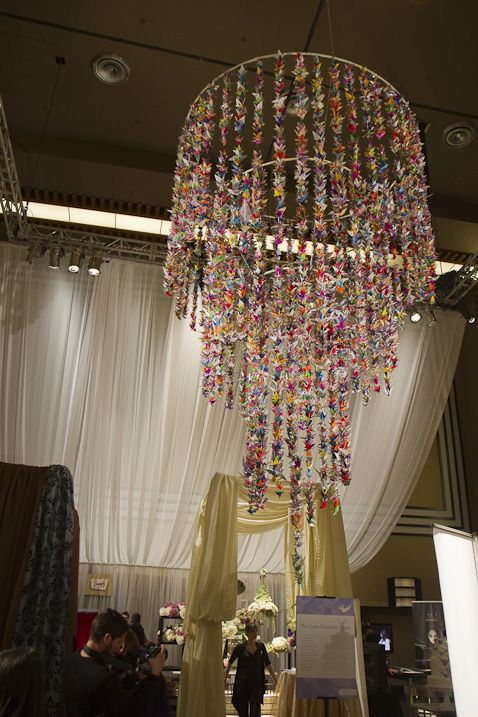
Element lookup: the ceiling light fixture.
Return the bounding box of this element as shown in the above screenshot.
[87,254,102,276]
[410,310,422,323]
[165,52,436,581]
[442,122,476,149]
[48,245,63,269]
[91,53,130,85]
[68,248,83,273]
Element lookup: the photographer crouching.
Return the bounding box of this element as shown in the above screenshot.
[65,609,166,717]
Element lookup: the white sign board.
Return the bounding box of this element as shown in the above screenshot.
[296,595,358,699]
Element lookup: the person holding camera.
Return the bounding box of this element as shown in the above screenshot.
[64,609,166,717]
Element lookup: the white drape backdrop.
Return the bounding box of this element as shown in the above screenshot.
[0,243,464,572]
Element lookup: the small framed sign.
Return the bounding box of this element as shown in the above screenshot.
[84,573,113,596]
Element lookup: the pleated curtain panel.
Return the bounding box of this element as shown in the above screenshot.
[0,242,464,575]
[0,462,78,717]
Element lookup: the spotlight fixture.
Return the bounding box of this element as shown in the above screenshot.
[48,245,64,269]
[455,300,476,324]
[68,248,83,273]
[442,122,476,149]
[91,54,130,85]
[88,254,102,276]
[410,310,422,323]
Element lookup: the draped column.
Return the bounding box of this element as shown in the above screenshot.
[179,473,239,717]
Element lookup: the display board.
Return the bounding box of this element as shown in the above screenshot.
[296,596,358,699]
[412,600,450,675]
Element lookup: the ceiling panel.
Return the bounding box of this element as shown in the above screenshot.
[0,0,477,251]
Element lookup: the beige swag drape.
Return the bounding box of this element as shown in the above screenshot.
[178,473,365,717]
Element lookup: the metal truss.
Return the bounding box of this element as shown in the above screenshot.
[436,253,478,306]
[0,95,28,240]
[16,220,169,265]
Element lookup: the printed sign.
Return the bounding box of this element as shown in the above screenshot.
[84,573,113,596]
[296,595,358,699]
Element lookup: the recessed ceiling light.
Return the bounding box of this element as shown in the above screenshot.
[92,54,130,85]
[442,122,476,149]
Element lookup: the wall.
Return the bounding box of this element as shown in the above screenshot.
[353,535,440,666]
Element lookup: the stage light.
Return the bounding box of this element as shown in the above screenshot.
[88,254,102,276]
[48,245,63,269]
[68,248,82,273]
[410,310,422,323]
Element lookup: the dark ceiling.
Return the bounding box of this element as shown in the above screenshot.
[0,0,477,254]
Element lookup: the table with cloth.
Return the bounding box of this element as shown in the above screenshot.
[270,670,358,717]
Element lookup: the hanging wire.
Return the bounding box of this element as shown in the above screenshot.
[29,61,63,194]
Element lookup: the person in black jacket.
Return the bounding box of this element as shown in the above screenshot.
[0,647,45,716]
[224,623,277,717]
[129,613,147,646]
[64,609,165,717]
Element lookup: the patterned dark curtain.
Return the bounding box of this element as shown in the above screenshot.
[0,462,48,648]
[13,464,76,717]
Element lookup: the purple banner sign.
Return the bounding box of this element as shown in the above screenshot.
[296,596,358,699]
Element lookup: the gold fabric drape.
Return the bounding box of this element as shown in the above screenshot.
[179,473,239,717]
[180,474,365,717]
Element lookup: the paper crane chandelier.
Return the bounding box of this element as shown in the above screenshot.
[164,52,436,581]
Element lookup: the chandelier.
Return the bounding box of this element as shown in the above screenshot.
[164,52,435,580]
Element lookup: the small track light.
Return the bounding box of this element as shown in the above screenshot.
[88,254,102,276]
[68,248,83,273]
[410,310,422,323]
[48,245,63,269]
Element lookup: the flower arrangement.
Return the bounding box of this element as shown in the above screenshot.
[266,636,290,654]
[222,610,253,640]
[222,620,239,640]
[159,623,187,645]
[162,627,177,643]
[247,570,278,620]
[175,626,187,646]
[159,601,186,618]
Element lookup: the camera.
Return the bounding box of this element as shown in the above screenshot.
[139,645,167,674]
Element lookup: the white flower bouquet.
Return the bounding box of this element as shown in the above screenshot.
[270,636,290,653]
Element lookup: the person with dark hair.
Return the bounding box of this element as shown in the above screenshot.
[0,647,44,717]
[121,611,130,622]
[64,608,165,717]
[129,613,147,646]
[224,623,277,717]
[113,630,141,690]
[362,621,379,644]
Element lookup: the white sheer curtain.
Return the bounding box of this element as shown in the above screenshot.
[0,243,464,572]
[343,310,465,570]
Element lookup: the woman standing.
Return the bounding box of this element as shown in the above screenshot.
[224,624,277,717]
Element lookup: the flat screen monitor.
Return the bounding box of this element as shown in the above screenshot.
[370,622,394,653]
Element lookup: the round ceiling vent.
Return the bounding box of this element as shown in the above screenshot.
[92,54,130,85]
[442,122,476,149]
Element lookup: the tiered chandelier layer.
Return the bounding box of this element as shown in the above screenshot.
[164,52,436,580]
